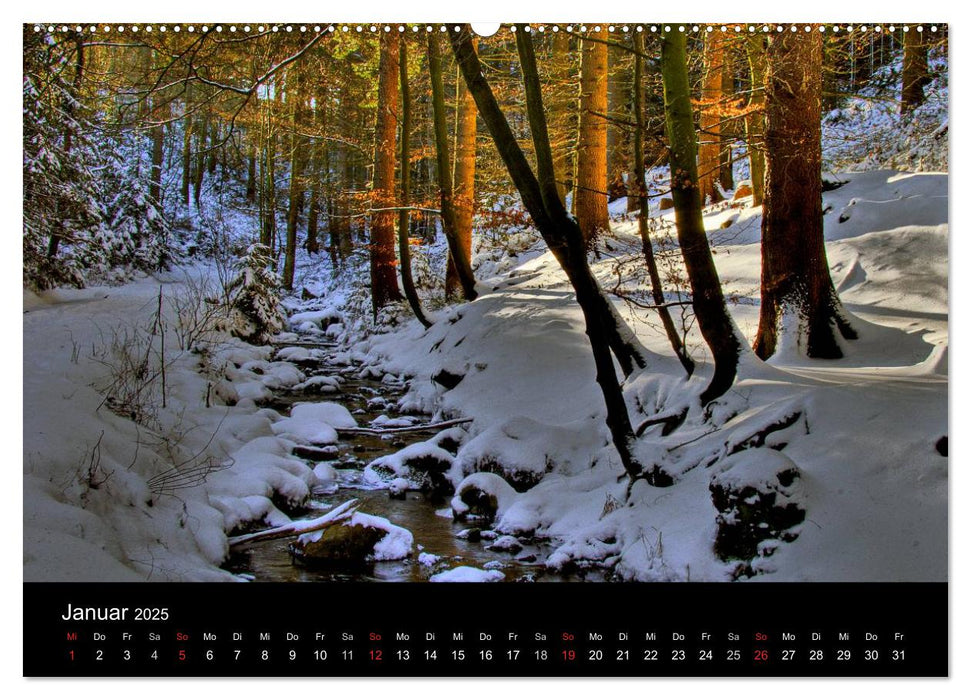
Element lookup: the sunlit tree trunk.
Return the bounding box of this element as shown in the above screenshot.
[369,31,404,315]
[576,27,609,246]
[698,30,725,205]
[446,46,478,300]
[550,30,574,206]
[427,34,477,301]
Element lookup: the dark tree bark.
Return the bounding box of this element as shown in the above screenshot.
[47,34,84,260]
[369,31,404,316]
[632,31,694,376]
[427,34,477,301]
[744,35,767,207]
[901,28,931,114]
[660,30,741,405]
[284,71,307,290]
[149,73,166,206]
[450,26,656,484]
[397,39,431,328]
[607,42,629,204]
[181,86,192,206]
[193,112,206,210]
[207,121,219,175]
[754,27,856,360]
[246,143,257,203]
[719,45,736,193]
[576,27,610,245]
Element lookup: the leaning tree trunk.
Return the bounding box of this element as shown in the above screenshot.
[744,35,767,207]
[633,31,694,376]
[451,26,660,485]
[576,27,610,246]
[397,39,431,328]
[901,28,931,114]
[369,31,404,316]
[427,34,477,301]
[754,27,856,361]
[446,52,478,300]
[698,30,725,205]
[660,30,740,405]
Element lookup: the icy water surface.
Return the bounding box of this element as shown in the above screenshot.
[224,363,589,583]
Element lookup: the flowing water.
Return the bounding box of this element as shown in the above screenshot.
[224,359,591,583]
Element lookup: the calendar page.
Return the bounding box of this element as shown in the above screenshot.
[22,18,948,678]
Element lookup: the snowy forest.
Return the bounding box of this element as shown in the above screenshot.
[23,23,948,583]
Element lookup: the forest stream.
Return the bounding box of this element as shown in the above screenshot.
[223,346,590,583]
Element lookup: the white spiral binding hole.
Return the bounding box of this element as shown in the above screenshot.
[31,24,941,36]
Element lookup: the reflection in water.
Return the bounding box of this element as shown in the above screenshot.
[224,369,591,583]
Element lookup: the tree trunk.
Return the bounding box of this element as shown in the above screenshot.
[698,31,725,205]
[207,121,219,175]
[193,113,206,210]
[284,71,306,290]
[901,28,931,114]
[446,55,478,300]
[660,30,740,405]
[181,91,192,206]
[306,103,322,258]
[370,31,404,316]
[744,35,767,207]
[150,121,164,205]
[633,31,694,376]
[607,42,629,204]
[451,26,658,484]
[576,27,609,246]
[550,30,574,206]
[427,34,478,301]
[332,147,354,264]
[719,46,735,192]
[47,35,84,260]
[397,39,431,328]
[246,144,257,203]
[754,27,856,360]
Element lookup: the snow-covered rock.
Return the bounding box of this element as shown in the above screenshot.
[451,472,518,522]
[271,402,357,445]
[429,566,505,583]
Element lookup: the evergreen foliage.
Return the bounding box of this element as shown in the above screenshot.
[226,243,285,344]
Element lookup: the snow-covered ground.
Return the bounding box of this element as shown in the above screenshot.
[22,168,946,583]
[361,169,948,582]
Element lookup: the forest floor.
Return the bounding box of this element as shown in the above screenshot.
[23,169,948,582]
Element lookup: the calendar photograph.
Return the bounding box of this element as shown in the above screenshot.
[23,21,948,592]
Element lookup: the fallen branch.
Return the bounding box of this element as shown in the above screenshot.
[271,340,338,349]
[337,417,473,437]
[227,498,359,548]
